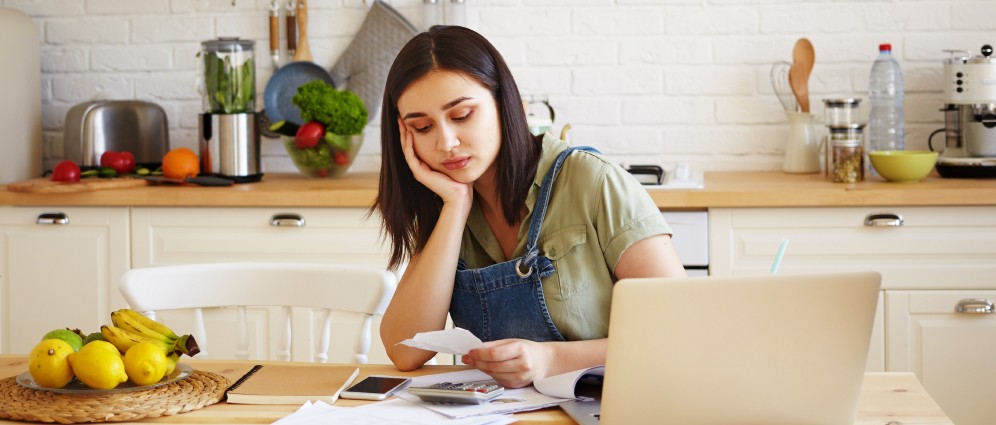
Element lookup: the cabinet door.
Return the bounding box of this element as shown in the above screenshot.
[129,207,421,364]
[0,207,129,354]
[886,290,996,425]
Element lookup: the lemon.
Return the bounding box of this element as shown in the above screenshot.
[41,328,83,352]
[85,339,121,355]
[123,341,169,386]
[28,339,75,388]
[68,341,128,390]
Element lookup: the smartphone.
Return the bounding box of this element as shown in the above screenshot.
[340,375,412,400]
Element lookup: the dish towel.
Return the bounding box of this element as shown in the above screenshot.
[330,0,417,123]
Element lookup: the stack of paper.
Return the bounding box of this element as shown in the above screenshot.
[271,398,513,425]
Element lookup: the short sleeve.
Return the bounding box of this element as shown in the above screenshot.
[594,162,672,274]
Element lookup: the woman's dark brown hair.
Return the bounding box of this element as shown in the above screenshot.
[371,25,540,270]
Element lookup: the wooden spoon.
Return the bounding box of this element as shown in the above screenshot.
[292,0,312,62]
[790,38,815,113]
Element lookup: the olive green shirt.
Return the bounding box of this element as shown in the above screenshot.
[459,134,672,341]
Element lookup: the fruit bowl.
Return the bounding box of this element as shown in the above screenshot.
[282,133,363,178]
[869,150,938,183]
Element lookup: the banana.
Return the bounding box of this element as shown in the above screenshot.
[100,325,173,355]
[164,352,179,376]
[118,309,181,341]
[111,310,174,344]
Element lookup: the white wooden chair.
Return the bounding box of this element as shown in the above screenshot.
[118,262,396,364]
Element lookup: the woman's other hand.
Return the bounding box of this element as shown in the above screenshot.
[398,118,473,207]
[462,339,554,388]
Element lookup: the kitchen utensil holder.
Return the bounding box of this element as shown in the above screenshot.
[783,111,821,174]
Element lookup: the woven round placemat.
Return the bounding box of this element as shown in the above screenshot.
[0,370,229,424]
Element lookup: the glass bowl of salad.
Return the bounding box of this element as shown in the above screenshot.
[282,133,363,178]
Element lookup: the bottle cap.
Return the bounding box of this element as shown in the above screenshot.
[879,43,892,52]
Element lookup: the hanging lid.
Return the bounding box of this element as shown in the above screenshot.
[201,37,255,53]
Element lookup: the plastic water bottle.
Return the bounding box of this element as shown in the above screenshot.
[868,43,905,153]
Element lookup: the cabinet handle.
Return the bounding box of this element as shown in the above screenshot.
[36,212,69,225]
[270,213,305,227]
[956,298,994,314]
[863,213,904,227]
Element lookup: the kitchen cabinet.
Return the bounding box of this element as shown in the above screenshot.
[0,206,129,354]
[128,207,439,365]
[710,206,996,424]
[886,290,996,425]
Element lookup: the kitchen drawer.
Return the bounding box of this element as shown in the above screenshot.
[709,206,996,290]
[131,207,390,268]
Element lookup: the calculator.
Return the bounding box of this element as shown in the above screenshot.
[407,381,505,405]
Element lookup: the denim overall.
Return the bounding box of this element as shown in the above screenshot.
[451,146,599,342]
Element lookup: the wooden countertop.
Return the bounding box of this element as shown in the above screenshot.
[0,357,955,424]
[2,171,995,209]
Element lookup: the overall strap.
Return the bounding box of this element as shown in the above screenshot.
[518,146,600,275]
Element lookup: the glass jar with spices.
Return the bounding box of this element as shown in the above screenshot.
[829,138,864,183]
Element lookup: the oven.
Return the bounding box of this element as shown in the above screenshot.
[621,162,708,276]
[662,211,709,276]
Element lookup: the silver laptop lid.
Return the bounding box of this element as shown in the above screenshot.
[601,272,881,425]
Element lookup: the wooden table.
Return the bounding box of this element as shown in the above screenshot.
[0,357,953,424]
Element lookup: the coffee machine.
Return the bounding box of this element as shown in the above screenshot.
[933,44,996,178]
[198,37,263,183]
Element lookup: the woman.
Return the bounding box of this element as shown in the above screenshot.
[372,25,686,388]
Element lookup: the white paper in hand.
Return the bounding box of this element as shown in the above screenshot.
[397,327,484,355]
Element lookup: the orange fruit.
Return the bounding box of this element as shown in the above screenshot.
[162,148,199,179]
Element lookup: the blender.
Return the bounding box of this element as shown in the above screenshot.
[199,37,263,183]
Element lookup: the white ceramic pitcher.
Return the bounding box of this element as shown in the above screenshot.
[783,111,821,173]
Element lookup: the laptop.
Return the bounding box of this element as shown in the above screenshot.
[563,271,881,425]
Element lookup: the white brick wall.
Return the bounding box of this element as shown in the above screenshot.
[4,0,991,173]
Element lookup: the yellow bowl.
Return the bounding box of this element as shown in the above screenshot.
[869,150,938,183]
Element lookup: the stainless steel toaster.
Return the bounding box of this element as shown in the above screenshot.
[63,100,170,166]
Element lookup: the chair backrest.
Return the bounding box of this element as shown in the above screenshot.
[119,262,397,363]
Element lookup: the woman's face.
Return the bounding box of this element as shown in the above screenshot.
[397,69,502,184]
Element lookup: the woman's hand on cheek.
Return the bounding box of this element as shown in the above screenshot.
[398,118,472,207]
[462,339,553,389]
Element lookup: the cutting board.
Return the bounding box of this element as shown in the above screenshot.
[6,177,148,193]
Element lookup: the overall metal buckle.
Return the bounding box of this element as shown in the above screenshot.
[514,259,533,278]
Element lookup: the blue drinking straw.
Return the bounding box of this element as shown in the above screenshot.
[770,239,789,275]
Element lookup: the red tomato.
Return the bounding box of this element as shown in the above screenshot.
[120,151,136,172]
[51,160,81,182]
[333,150,350,166]
[295,121,325,149]
[100,151,136,174]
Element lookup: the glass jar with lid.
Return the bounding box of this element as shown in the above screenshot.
[829,138,864,183]
[823,98,862,127]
